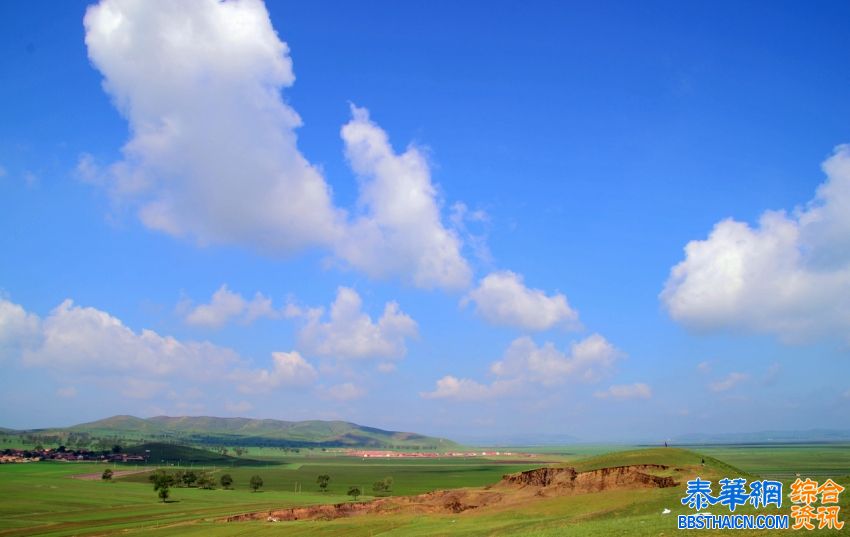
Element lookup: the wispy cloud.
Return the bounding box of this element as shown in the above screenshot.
[594,383,652,400]
[709,372,749,393]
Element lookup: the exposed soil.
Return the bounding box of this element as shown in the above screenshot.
[496,464,676,493]
[226,463,678,523]
[71,468,153,480]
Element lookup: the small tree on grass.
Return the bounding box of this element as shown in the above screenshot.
[317,474,330,492]
[347,486,361,501]
[249,475,264,492]
[220,473,233,489]
[182,470,198,488]
[149,470,176,503]
[101,469,113,482]
[196,474,215,490]
[372,476,393,496]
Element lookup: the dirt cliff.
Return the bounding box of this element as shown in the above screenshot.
[498,463,676,493]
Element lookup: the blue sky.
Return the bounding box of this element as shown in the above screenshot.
[1,0,849,443]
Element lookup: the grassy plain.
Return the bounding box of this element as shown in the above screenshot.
[1,444,848,536]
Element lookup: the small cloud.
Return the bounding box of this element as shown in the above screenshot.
[491,334,622,385]
[450,202,492,265]
[324,382,365,401]
[56,386,77,398]
[23,171,39,187]
[594,382,652,400]
[0,165,7,178]
[696,361,711,374]
[235,351,318,393]
[377,362,397,373]
[297,287,418,361]
[224,400,253,414]
[464,271,579,331]
[420,375,519,401]
[75,153,103,184]
[121,378,166,399]
[709,372,749,393]
[763,362,781,386]
[183,284,278,328]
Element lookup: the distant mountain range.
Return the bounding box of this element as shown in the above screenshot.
[5,415,459,450]
[672,429,850,444]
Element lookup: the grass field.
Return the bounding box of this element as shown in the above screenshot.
[1,444,848,536]
[684,443,850,478]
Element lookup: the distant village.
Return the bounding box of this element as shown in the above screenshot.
[1,447,145,464]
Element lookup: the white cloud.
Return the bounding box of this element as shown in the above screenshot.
[423,334,623,401]
[0,299,41,354]
[235,351,317,392]
[225,400,253,414]
[450,201,492,265]
[83,0,342,251]
[709,372,749,393]
[0,297,320,398]
[75,153,100,184]
[377,362,397,373]
[324,382,365,401]
[23,171,39,187]
[337,105,472,290]
[491,334,622,385]
[594,383,652,400]
[662,145,850,342]
[83,1,471,291]
[297,287,418,361]
[696,361,711,374]
[15,299,240,377]
[763,362,781,386]
[121,378,166,399]
[420,375,518,401]
[56,386,77,398]
[184,284,277,328]
[464,270,579,331]
[0,165,6,178]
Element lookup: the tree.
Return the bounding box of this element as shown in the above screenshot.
[317,474,330,493]
[372,476,393,496]
[173,470,186,487]
[197,474,215,490]
[249,475,264,492]
[220,473,233,489]
[149,470,176,502]
[347,486,361,501]
[101,469,113,482]
[111,444,122,454]
[182,470,198,488]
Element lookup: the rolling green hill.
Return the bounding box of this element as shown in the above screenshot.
[51,414,458,450]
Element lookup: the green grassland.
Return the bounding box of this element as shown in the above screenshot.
[119,457,542,496]
[685,443,850,478]
[1,444,848,536]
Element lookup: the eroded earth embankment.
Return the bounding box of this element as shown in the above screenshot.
[226,463,678,523]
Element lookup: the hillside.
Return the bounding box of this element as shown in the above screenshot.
[123,442,264,466]
[62,415,458,449]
